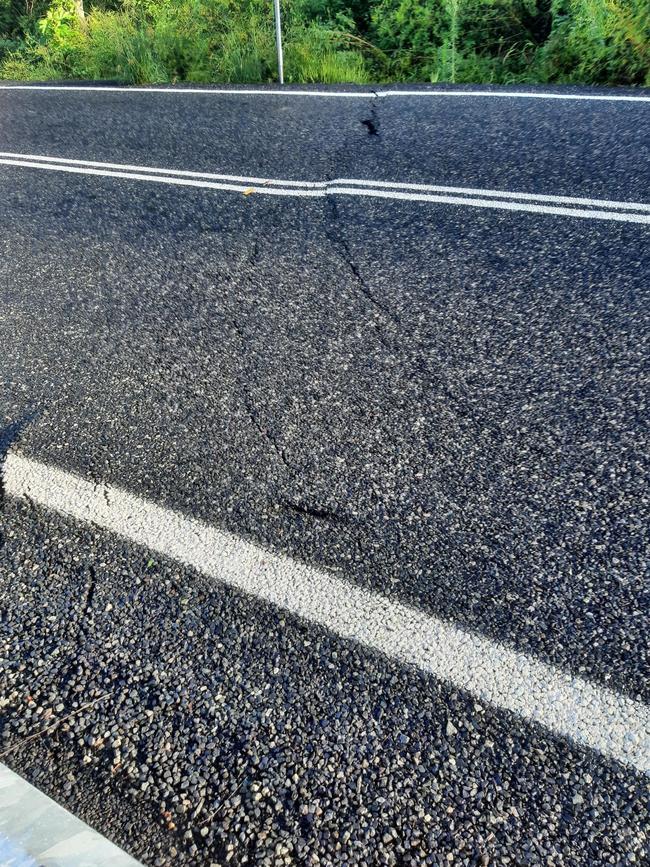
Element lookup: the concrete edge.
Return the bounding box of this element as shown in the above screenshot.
[0,762,143,867]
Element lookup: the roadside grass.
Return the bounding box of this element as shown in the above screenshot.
[0,3,374,85]
[0,0,648,86]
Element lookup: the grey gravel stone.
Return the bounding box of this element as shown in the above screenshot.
[0,502,648,866]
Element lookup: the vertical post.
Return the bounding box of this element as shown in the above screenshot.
[273,0,284,85]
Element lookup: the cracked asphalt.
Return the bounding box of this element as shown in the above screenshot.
[0,84,649,865]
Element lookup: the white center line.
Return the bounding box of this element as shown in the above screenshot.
[0,84,649,102]
[4,451,649,775]
[1,151,648,223]
[3,150,650,212]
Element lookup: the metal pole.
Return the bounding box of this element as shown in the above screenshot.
[273,0,284,85]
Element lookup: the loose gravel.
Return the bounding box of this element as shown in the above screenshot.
[1,499,648,866]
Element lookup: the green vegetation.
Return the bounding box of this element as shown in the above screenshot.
[1,0,648,85]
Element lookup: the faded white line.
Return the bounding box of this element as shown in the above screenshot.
[2,150,650,213]
[2,155,649,223]
[4,451,650,775]
[0,84,649,102]
[0,763,141,866]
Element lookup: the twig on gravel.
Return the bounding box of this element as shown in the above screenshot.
[201,768,249,827]
[0,692,111,759]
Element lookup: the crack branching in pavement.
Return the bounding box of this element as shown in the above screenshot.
[227,307,299,479]
[320,100,474,426]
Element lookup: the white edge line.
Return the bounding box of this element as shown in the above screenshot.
[0,763,141,866]
[2,156,650,223]
[384,89,650,102]
[0,84,649,102]
[1,151,650,213]
[3,451,650,775]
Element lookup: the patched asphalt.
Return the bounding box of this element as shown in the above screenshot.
[0,84,649,865]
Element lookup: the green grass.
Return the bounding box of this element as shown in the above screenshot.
[1,0,648,86]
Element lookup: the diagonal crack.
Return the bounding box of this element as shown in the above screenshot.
[322,191,404,364]
[361,91,381,137]
[228,316,298,476]
[333,230,402,333]
[80,565,97,621]
[318,97,472,416]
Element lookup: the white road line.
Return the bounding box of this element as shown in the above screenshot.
[0,84,649,102]
[0,763,141,866]
[4,451,650,775]
[328,186,650,222]
[330,178,650,212]
[0,157,322,198]
[1,154,649,223]
[0,150,325,188]
[2,150,650,213]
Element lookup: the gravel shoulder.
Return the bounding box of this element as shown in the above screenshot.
[1,500,648,866]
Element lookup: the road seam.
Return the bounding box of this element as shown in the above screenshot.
[3,451,649,775]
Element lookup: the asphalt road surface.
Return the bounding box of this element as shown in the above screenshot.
[0,83,648,866]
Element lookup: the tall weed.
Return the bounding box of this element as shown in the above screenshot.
[1,0,648,86]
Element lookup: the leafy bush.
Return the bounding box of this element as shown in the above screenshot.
[1,1,50,38]
[0,0,648,85]
[0,35,21,61]
[285,22,370,82]
[370,0,448,78]
[371,0,561,83]
[540,0,650,84]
